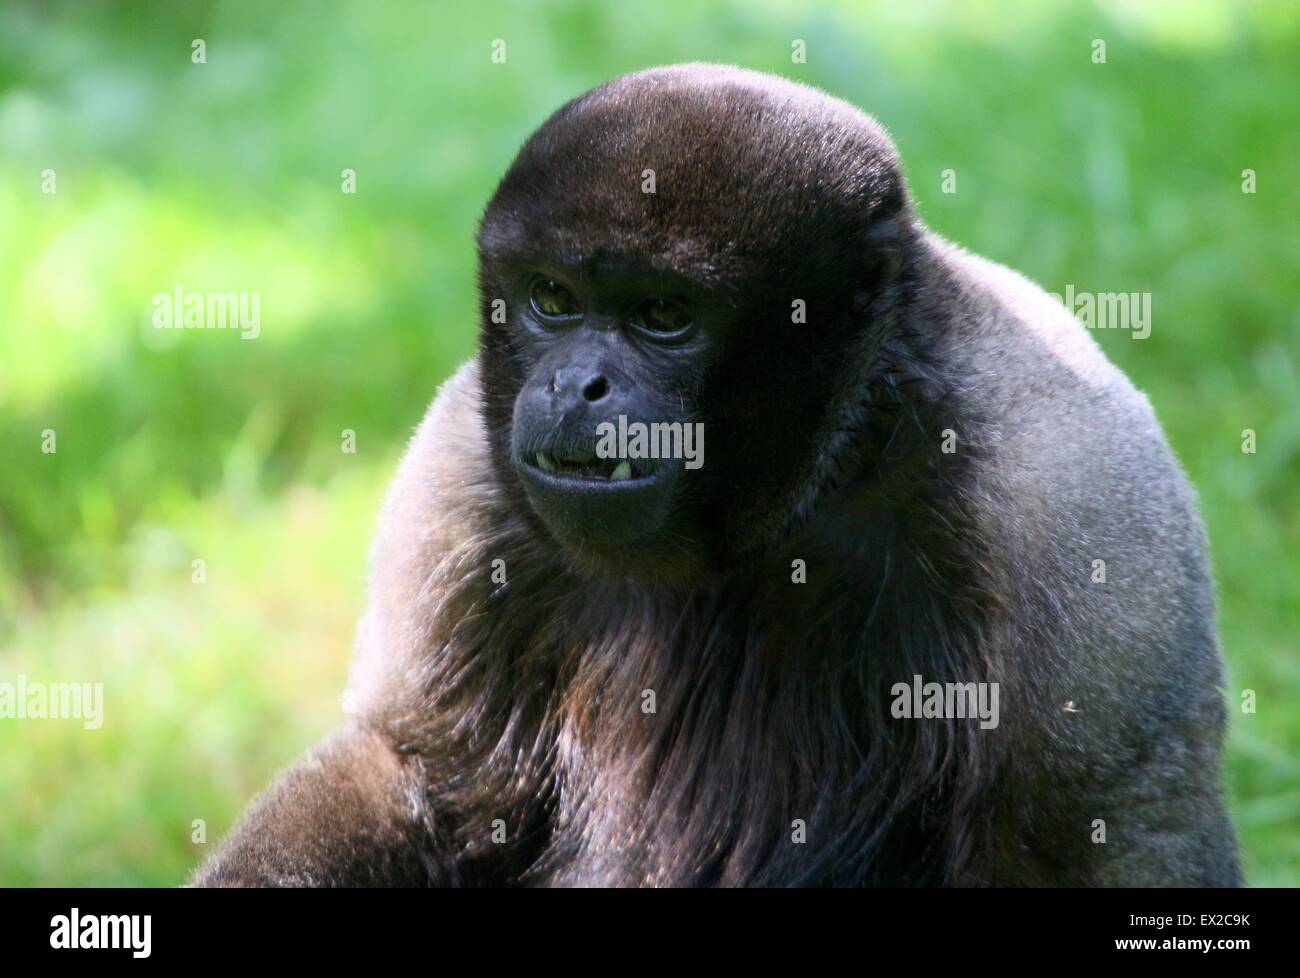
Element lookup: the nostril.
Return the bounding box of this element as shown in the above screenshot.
[582,375,610,402]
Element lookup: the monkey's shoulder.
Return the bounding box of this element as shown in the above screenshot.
[346,359,496,717]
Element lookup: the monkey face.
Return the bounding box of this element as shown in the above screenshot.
[497,264,711,566]
[508,273,695,549]
[477,244,738,579]
[474,64,911,580]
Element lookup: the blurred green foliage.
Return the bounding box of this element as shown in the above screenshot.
[0,0,1296,886]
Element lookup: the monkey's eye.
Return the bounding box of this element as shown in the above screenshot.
[631,297,693,338]
[529,278,581,320]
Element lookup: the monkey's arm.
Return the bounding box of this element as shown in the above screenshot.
[190,726,434,887]
[193,364,503,888]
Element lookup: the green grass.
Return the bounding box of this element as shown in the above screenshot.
[1,0,1296,886]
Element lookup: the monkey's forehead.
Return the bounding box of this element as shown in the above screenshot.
[479,215,747,292]
[478,64,906,279]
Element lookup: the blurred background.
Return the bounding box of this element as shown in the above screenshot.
[0,0,1296,886]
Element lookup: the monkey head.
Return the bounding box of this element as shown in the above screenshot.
[475,64,913,581]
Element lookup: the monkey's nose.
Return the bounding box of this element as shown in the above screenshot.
[550,367,613,410]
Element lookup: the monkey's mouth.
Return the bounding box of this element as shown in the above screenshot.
[528,448,651,483]
[513,440,681,551]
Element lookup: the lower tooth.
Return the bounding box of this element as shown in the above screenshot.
[611,461,632,481]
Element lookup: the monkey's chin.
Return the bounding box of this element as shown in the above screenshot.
[513,452,682,567]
